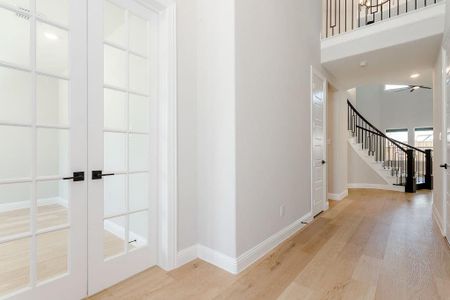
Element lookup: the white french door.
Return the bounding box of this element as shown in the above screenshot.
[87,0,158,295]
[0,0,87,299]
[311,68,327,217]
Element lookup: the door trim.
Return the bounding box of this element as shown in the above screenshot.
[310,66,328,216]
[154,0,178,271]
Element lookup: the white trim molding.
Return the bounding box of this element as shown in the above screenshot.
[175,212,314,274]
[235,212,313,273]
[176,245,198,268]
[152,0,178,271]
[328,189,348,201]
[347,183,404,192]
[433,203,445,237]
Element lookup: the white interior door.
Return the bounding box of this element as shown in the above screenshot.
[87,0,158,295]
[0,0,87,299]
[444,44,450,243]
[311,69,327,217]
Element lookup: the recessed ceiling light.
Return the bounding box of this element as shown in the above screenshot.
[410,73,420,79]
[360,61,367,67]
[44,32,59,40]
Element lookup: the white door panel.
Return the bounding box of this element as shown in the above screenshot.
[311,69,327,217]
[0,0,87,299]
[87,0,158,295]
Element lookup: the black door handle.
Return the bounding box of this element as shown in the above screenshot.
[92,170,115,180]
[63,172,85,182]
[322,160,326,165]
[440,163,448,169]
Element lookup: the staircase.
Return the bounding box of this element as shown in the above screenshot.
[347,100,433,193]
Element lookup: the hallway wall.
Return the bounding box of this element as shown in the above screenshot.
[235,0,325,256]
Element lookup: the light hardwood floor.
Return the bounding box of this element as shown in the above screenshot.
[88,189,450,300]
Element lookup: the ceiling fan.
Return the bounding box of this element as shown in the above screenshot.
[394,85,432,93]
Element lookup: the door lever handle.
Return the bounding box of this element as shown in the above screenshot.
[440,163,448,169]
[92,170,115,180]
[63,172,85,182]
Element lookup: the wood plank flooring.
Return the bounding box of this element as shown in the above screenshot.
[88,189,450,300]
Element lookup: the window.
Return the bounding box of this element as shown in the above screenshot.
[384,84,408,91]
[386,128,408,144]
[415,127,433,150]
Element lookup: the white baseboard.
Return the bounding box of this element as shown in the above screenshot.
[197,245,238,274]
[176,211,314,275]
[0,197,68,213]
[176,245,198,268]
[328,189,348,201]
[347,183,404,192]
[235,211,313,273]
[433,203,445,237]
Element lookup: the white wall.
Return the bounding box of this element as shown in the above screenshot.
[196,0,237,258]
[176,0,199,251]
[355,84,434,144]
[234,0,324,256]
[327,89,350,196]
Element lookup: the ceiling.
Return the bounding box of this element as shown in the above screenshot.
[322,34,442,89]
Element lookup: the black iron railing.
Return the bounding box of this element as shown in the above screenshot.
[324,0,442,38]
[347,100,433,192]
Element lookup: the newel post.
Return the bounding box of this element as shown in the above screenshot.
[425,149,433,190]
[405,149,417,193]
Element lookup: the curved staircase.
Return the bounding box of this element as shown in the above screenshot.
[347,100,433,193]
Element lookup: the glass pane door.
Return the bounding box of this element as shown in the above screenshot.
[0,0,87,299]
[88,0,157,295]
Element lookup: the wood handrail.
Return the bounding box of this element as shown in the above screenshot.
[355,125,427,154]
[348,100,407,153]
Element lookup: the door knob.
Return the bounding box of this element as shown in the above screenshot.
[63,172,85,182]
[92,170,115,180]
[440,163,448,169]
[322,160,326,165]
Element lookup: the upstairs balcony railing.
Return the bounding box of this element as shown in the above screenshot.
[323,0,442,38]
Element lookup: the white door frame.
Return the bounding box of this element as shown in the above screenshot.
[310,66,328,216]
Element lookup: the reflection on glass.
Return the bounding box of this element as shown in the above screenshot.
[129,14,147,55]
[36,230,68,282]
[129,134,148,171]
[0,182,32,239]
[36,0,69,26]
[0,126,32,180]
[36,22,69,77]
[104,216,125,259]
[0,237,30,297]
[37,75,69,127]
[104,88,127,130]
[104,45,127,89]
[0,66,32,124]
[129,94,149,132]
[128,211,148,250]
[104,174,127,217]
[37,128,69,177]
[104,132,127,172]
[36,181,69,231]
[0,7,30,67]
[129,54,148,94]
[104,0,126,47]
[129,173,148,211]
